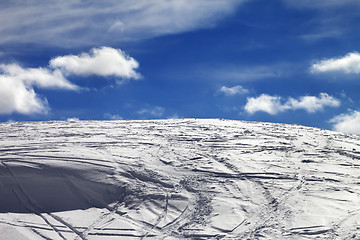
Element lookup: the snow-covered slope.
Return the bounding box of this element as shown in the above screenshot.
[0,119,359,239]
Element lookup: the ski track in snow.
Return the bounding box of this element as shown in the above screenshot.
[0,119,359,239]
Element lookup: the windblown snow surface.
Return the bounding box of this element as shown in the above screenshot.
[0,119,359,240]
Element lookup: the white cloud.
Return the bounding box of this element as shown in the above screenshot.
[287,93,340,113]
[311,52,360,74]
[0,0,247,47]
[245,94,287,115]
[0,76,48,115]
[50,47,140,79]
[0,64,77,90]
[0,64,77,115]
[138,106,165,117]
[0,47,139,115]
[330,111,360,135]
[245,93,340,115]
[219,85,248,96]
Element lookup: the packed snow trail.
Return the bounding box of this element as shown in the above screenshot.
[0,119,359,239]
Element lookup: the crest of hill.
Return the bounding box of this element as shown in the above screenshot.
[0,118,359,239]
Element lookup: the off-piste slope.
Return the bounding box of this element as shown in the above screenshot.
[0,119,359,239]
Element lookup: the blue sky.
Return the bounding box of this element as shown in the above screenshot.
[1,0,360,134]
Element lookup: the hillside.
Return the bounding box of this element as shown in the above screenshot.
[0,119,359,239]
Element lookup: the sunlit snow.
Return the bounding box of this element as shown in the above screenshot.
[0,119,359,239]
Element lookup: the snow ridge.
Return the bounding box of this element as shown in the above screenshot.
[0,119,359,239]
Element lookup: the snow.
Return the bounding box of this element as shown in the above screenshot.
[0,118,359,239]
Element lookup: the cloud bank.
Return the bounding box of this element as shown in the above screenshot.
[245,93,340,115]
[311,52,360,74]
[330,111,360,135]
[0,47,139,115]
[0,0,247,47]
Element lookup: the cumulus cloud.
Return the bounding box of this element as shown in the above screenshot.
[0,0,247,47]
[245,94,286,115]
[287,93,340,113]
[0,47,140,115]
[330,111,360,135]
[219,85,248,96]
[50,47,140,79]
[0,77,48,115]
[245,93,340,115]
[311,52,360,74]
[0,64,77,115]
[0,64,77,90]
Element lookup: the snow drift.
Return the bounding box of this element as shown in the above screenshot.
[0,119,359,239]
